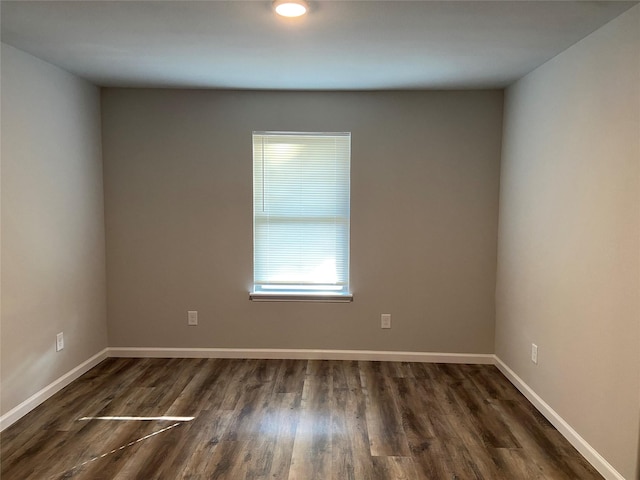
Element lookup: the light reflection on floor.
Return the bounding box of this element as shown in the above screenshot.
[79,416,195,422]
[58,415,194,476]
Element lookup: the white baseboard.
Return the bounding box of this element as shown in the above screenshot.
[107,347,495,364]
[0,348,109,432]
[494,356,625,480]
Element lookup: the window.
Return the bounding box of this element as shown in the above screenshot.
[251,131,351,301]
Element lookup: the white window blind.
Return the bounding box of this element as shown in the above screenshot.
[252,131,351,297]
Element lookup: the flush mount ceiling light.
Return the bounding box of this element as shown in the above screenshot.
[273,0,309,17]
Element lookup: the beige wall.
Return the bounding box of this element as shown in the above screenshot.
[495,6,640,479]
[1,44,108,415]
[101,89,503,353]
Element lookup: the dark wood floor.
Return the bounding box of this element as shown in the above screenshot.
[1,358,602,480]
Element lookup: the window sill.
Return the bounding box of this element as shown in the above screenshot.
[249,292,353,303]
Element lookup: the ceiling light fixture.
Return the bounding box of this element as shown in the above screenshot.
[273,0,309,18]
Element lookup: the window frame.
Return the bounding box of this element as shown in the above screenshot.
[250,131,352,302]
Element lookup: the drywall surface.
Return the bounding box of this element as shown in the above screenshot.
[102,89,503,354]
[1,44,108,415]
[496,6,640,478]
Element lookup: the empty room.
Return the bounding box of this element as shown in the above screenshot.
[1,1,639,479]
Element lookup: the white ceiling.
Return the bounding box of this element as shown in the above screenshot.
[1,1,636,90]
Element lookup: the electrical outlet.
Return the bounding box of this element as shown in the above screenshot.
[56,332,64,352]
[531,343,538,364]
[381,314,391,329]
[188,311,198,326]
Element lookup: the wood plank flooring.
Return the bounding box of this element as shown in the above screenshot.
[0,358,603,479]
